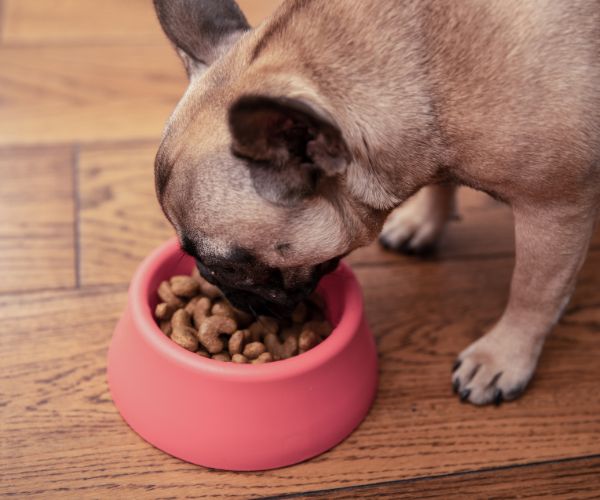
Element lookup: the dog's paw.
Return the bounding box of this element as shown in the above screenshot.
[379,187,454,255]
[452,332,543,405]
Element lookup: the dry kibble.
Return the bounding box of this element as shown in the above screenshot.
[257,316,279,336]
[184,296,201,314]
[159,320,172,336]
[198,315,237,353]
[171,326,199,352]
[155,269,331,363]
[228,330,245,355]
[281,324,301,341]
[243,341,266,360]
[291,302,308,323]
[170,275,200,298]
[247,322,265,342]
[212,352,231,362]
[304,320,332,338]
[231,353,249,364]
[264,333,298,361]
[158,281,184,308]
[200,281,222,299]
[155,302,176,320]
[299,329,321,353]
[192,297,212,327]
[211,300,237,319]
[171,308,192,329]
[251,352,273,364]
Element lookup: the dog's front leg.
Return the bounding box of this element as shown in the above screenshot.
[452,202,598,405]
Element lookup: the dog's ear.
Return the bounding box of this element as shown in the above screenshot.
[228,95,351,205]
[153,0,250,77]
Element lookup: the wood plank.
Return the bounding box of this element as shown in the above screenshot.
[1,252,598,498]
[0,147,75,293]
[78,144,174,286]
[1,0,281,45]
[1,0,163,45]
[0,44,185,147]
[289,457,600,499]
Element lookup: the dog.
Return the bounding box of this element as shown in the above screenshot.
[152,0,600,405]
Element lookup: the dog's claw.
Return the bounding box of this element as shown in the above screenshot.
[452,378,460,394]
[494,389,504,406]
[459,388,471,402]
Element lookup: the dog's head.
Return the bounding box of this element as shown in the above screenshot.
[153,0,384,316]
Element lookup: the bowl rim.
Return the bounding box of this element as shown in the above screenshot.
[128,237,364,381]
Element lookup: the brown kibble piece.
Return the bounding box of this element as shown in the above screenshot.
[155,302,176,320]
[159,320,172,336]
[281,324,301,341]
[192,297,212,327]
[200,281,222,299]
[191,267,222,298]
[257,316,279,335]
[243,341,266,360]
[212,352,231,362]
[304,320,332,338]
[264,333,298,360]
[291,302,308,323]
[158,281,184,308]
[232,353,248,363]
[299,329,321,353]
[196,348,210,358]
[251,352,273,364]
[171,326,199,352]
[184,296,200,314]
[198,315,237,353]
[228,330,245,355]
[170,275,200,298]
[211,300,237,319]
[171,308,192,329]
[247,322,264,342]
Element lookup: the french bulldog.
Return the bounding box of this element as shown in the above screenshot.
[152,0,600,405]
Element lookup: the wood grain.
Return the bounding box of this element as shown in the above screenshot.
[2,0,599,497]
[78,144,174,286]
[0,0,281,45]
[286,456,600,499]
[0,147,75,293]
[0,44,185,147]
[1,252,598,499]
[1,0,163,45]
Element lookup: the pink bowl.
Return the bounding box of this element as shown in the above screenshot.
[107,238,378,471]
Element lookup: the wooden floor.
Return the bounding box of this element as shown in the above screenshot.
[1,1,599,498]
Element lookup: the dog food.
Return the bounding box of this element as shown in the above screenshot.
[153,268,332,363]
